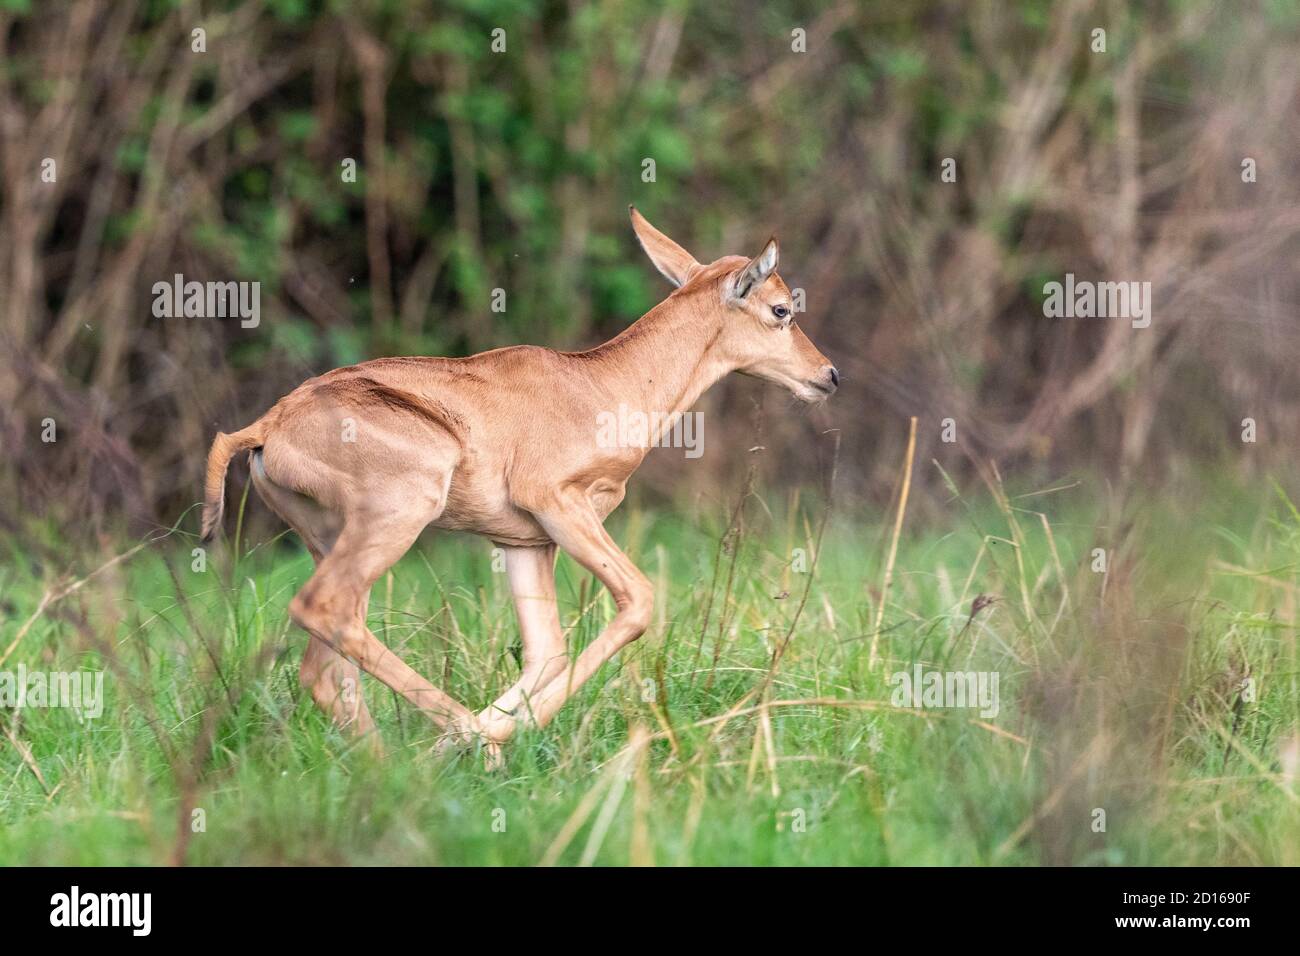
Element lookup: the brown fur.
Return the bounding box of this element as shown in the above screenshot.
[199,208,836,761]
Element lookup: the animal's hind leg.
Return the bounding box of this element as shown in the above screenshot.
[299,632,374,736]
[257,399,494,761]
[288,506,490,754]
[251,454,374,736]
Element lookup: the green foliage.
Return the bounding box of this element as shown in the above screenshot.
[1,481,1295,864]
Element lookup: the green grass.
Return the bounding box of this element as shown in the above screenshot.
[0,474,1297,865]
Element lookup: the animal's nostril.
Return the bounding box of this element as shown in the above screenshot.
[829,366,840,388]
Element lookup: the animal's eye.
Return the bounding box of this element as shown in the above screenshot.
[772,305,789,320]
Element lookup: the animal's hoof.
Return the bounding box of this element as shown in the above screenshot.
[476,708,518,745]
[432,722,478,754]
[433,732,504,771]
[433,714,506,770]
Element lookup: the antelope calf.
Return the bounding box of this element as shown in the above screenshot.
[201,208,837,761]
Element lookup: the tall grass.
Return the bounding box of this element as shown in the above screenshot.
[0,472,1296,865]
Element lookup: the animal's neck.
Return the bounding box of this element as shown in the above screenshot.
[583,290,732,423]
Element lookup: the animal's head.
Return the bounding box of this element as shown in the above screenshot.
[629,206,838,403]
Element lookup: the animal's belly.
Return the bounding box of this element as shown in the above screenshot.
[434,472,551,546]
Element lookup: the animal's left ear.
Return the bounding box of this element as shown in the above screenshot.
[733,237,779,299]
[630,206,701,288]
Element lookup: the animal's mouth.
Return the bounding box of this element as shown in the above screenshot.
[794,381,834,404]
[754,368,836,403]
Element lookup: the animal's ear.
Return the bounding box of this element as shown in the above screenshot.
[629,206,700,288]
[733,237,779,299]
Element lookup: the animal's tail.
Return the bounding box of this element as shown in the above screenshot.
[200,421,267,541]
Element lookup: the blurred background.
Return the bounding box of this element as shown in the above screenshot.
[0,0,1297,538]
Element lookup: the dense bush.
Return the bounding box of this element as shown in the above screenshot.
[0,0,1296,535]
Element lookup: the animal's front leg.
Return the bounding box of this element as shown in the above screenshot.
[478,495,652,743]
[483,544,569,721]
